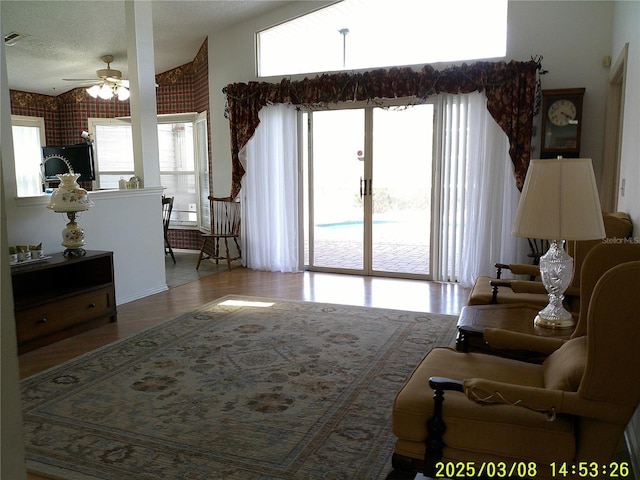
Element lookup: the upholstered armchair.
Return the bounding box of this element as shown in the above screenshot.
[390,260,640,479]
[482,242,640,358]
[467,212,632,312]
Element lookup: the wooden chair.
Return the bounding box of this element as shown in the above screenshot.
[162,195,175,264]
[196,196,241,271]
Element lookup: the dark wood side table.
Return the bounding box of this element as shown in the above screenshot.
[11,250,117,354]
[456,303,574,361]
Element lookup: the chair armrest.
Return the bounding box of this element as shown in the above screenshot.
[429,376,464,392]
[495,263,541,278]
[483,328,565,355]
[506,263,541,277]
[439,377,631,424]
[463,378,564,419]
[425,376,465,472]
[507,280,549,295]
[488,279,548,303]
[495,263,509,278]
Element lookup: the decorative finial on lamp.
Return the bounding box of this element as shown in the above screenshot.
[511,158,605,328]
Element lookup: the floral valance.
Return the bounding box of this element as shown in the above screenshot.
[224,59,543,198]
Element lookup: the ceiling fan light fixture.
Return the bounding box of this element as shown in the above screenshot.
[117,86,130,101]
[86,85,101,98]
[98,84,114,100]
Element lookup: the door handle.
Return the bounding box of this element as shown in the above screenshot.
[360,178,373,197]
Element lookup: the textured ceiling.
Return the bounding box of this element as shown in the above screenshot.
[1,0,302,95]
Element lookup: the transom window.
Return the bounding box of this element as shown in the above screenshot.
[257,0,507,77]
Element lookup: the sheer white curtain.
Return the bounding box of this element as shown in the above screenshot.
[240,104,300,272]
[436,92,527,287]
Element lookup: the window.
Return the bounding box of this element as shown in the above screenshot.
[12,115,46,197]
[158,119,196,224]
[257,0,507,77]
[91,119,135,187]
[89,113,209,229]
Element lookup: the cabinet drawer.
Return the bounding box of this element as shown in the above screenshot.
[15,287,115,343]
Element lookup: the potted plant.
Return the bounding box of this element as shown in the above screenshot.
[16,245,31,262]
[29,243,43,259]
[9,246,18,264]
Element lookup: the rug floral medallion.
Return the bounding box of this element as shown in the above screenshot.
[21,295,458,479]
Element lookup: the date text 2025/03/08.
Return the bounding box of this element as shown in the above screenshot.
[433,461,631,478]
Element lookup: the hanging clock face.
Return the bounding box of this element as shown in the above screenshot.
[547,99,577,126]
[540,88,585,158]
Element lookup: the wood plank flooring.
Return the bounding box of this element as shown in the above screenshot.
[18,263,633,479]
[19,267,470,378]
[20,266,469,479]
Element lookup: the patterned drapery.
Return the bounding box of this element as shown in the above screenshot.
[224,60,542,198]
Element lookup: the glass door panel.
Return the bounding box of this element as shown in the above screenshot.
[309,109,365,271]
[371,105,433,275]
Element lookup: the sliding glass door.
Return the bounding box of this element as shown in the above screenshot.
[371,105,433,275]
[305,109,365,271]
[303,101,434,277]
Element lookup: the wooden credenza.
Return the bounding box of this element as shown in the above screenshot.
[11,250,117,354]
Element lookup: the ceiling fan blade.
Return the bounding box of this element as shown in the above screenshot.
[63,78,101,83]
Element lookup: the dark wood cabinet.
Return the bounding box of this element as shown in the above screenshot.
[11,250,117,354]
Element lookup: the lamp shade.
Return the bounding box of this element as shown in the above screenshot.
[47,173,94,212]
[512,158,605,241]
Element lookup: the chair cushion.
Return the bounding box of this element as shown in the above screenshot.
[543,336,587,391]
[393,348,575,463]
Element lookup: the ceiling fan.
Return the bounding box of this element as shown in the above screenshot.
[64,55,130,100]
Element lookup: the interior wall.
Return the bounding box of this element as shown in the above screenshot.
[610,2,640,473]
[208,1,333,197]
[1,19,27,480]
[506,1,614,180]
[208,1,616,200]
[611,1,640,237]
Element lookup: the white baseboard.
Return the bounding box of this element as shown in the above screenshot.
[116,284,168,306]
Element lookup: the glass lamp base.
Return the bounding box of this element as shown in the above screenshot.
[536,240,575,329]
[534,312,575,329]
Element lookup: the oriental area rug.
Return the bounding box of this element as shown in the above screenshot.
[21,295,458,480]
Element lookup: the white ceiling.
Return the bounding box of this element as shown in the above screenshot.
[1,0,303,96]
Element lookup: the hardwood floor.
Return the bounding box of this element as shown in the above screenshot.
[20,265,469,480]
[19,267,470,378]
[18,263,634,480]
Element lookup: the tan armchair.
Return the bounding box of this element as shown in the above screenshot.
[390,259,640,479]
[483,242,640,357]
[467,212,633,312]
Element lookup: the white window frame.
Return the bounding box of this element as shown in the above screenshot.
[88,117,135,188]
[11,115,46,197]
[88,113,209,230]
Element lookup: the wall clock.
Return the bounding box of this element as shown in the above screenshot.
[540,88,585,158]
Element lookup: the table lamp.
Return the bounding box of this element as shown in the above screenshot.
[511,158,605,328]
[47,173,94,257]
